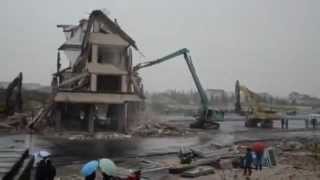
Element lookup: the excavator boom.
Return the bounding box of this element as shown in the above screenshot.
[134,48,189,71]
[134,48,221,129]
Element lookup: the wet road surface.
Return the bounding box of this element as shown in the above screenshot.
[1,115,319,168]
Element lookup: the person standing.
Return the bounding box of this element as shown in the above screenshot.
[252,142,265,171]
[285,119,289,129]
[35,157,56,180]
[85,172,96,180]
[281,119,285,129]
[102,172,113,180]
[46,159,56,180]
[312,118,316,129]
[35,158,47,180]
[243,148,253,176]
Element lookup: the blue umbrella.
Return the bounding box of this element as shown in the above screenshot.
[81,160,99,176]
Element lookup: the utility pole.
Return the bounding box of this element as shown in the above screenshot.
[235,80,242,113]
[56,51,61,85]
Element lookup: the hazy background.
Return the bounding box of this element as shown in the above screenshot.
[0,0,319,97]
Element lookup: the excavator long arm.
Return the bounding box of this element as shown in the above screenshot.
[134,48,189,71]
[133,48,215,128]
[183,53,209,110]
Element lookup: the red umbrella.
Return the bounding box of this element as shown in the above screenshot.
[252,142,266,153]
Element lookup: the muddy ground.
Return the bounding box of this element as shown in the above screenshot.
[1,113,320,179]
[54,138,320,180]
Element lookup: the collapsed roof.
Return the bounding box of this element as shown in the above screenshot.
[57,10,138,66]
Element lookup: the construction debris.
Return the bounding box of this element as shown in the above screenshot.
[166,138,320,179]
[0,113,28,130]
[282,141,304,151]
[0,122,13,129]
[169,154,235,174]
[57,132,132,141]
[27,102,54,130]
[191,146,238,158]
[181,166,215,178]
[132,121,195,137]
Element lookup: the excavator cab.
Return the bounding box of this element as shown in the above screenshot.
[210,109,224,122]
[190,109,222,129]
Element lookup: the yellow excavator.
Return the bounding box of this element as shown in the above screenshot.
[235,81,296,128]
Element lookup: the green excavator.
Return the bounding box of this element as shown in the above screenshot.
[133,48,223,129]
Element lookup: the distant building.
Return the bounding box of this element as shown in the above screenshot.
[289,92,320,106]
[257,92,273,103]
[206,89,226,100]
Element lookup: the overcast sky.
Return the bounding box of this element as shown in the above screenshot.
[1,0,320,97]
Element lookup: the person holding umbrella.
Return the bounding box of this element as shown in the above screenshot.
[81,160,99,180]
[252,142,266,171]
[34,151,56,180]
[33,151,50,167]
[85,173,96,180]
[46,159,56,180]
[35,156,47,180]
[99,158,117,180]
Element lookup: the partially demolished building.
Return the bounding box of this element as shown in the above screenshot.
[52,10,144,133]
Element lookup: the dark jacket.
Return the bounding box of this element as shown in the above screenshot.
[35,160,47,180]
[244,151,253,166]
[35,159,56,180]
[46,160,56,180]
[102,173,114,180]
[85,172,96,180]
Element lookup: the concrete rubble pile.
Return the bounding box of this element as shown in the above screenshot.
[281,141,304,151]
[0,105,55,132]
[67,132,132,141]
[166,138,320,179]
[27,103,54,130]
[132,121,195,137]
[50,137,320,179]
[169,144,241,175]
[190,144,239,158]
[0,113,29,130]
